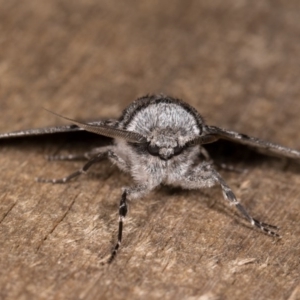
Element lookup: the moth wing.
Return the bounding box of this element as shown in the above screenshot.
[204,125,300,160]
[0,120,110,139]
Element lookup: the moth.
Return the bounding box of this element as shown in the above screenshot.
[1,95,300,262]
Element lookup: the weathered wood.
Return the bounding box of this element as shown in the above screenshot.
[0,1,300,299]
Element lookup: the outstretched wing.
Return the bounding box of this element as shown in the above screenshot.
[0,114,147,143]
[204,125,300,160]
[0,121,106,139]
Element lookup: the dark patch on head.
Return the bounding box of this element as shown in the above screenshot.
[128,141,189,160]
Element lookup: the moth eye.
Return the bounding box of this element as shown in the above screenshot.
[147,144,160,156]
[173,145,184,156]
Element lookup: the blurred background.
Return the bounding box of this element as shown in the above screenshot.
[1,0,300,142]
[0,1,300,299]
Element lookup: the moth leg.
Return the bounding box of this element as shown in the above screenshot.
[216,163,247,174]
[199,146,211,161]
[46,146,111,161]
[107,151,130,172]
[36,149,111,184]
[181,162,279,236]
[46,153,89,161]
[108,190,128,264]
[108,185,149,263]
[215,173,279,235]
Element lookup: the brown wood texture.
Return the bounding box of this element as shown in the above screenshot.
[1,1,300,299]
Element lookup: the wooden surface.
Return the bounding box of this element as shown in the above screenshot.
[1,1,300,299]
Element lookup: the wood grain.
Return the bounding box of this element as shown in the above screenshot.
[0,1,300,299]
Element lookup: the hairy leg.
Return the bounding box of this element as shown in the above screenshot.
[107,151,130,172]
[108,184,150,263]
[36,147,112,183]
[46,146,111,161]
[181,162,279,236]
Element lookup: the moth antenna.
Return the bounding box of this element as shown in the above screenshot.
[194,134,220,145]
[185,134,220,146]
[43,108,147,143]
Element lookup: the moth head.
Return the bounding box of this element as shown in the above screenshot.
[147,127,198,160]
